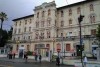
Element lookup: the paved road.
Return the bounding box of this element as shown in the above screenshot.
[0,57,74,67]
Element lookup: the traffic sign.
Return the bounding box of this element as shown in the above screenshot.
[57,49,61,52]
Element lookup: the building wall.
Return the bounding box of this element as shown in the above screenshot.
[10,0,100,56]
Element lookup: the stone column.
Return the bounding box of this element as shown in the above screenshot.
[96,48,100,61]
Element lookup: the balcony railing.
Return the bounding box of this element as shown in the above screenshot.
[7,35,97,43]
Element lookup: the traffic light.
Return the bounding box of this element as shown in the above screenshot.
[78,15,84,23]
[82,45,84,51]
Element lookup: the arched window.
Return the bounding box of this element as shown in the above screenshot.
[42,11,44,17]
[90,4,94,11]
[69,9,72,15]
[36,22,39,27]
[25,20,27,25]
[35,33,38,39]
[48,9,51,16]
[77,7,81,14]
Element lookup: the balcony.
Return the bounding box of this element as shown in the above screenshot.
[7,35,97,43]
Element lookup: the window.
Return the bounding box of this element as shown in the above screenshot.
[47,19,51,26]
[34,44,37,51]
[14,29,16,34]
[24,36,25,40]
[90,4,94,11]
[19,21,21,25]
[28,36,30,39]
[61,33,63,37]
[18,28,20,33]
[25,20,27,25]
[41,32,44,39]
[77,7,81,14]
[56,43,61,51]
[24,27,26,32]
[61,11,64,17]
[69,9,72,15]
[48,9,51,16]
[41,21,44,27]
[66,44,70,51]
[35,33,38,39]
[69,32,72,36]
[61,21,64,27]
[27,45,30,50]
[91,29,96,35]
[15,22,17,26]
[30,19,32,24]
[90,15,95,23]
[37,12,39,18]
[29,27,31,31]
[18,37,20,40]
[47,31,50,38]
[69,19,72,25]
[42,11,44,17]
[36,22,39,28]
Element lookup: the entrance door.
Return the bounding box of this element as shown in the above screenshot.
[37,49,46,57]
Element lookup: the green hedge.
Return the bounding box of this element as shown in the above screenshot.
[26,51,33,56]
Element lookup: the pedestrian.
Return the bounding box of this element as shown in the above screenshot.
[39,55,42,63]
[56,56,60,66]
[83,54,88,67]
[13,53,15,59]
[24,52,26,59]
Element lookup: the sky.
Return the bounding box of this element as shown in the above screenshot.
[0,0,84,30]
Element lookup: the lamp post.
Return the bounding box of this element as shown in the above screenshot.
[78,14,84,67]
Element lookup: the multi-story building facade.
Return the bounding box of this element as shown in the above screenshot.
[7,0,100,57]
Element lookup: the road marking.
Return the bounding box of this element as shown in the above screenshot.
[0,64,14,67]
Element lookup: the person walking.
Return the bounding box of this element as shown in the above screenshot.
[83,54,88,67]
[39,55,42,63]
[56,56,60,66]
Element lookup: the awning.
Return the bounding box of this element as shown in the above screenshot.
[92,45,98,47]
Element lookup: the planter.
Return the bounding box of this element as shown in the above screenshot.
[96,48,100,61]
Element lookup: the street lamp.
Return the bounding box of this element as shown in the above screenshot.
[78,14,84,67]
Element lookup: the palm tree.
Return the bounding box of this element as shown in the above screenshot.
[0,12,8,45]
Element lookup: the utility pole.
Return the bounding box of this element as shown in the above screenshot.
[78,14,84,67]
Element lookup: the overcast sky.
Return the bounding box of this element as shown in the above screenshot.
[0,0,84,30]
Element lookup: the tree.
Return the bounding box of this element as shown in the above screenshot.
[96,24,100,48]
[8,27,13,40]
[0,12,8,47]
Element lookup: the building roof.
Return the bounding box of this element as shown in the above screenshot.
[12,14,34,21]
[57,0,95,10]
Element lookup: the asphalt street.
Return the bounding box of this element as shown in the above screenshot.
[0,60,74,67]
